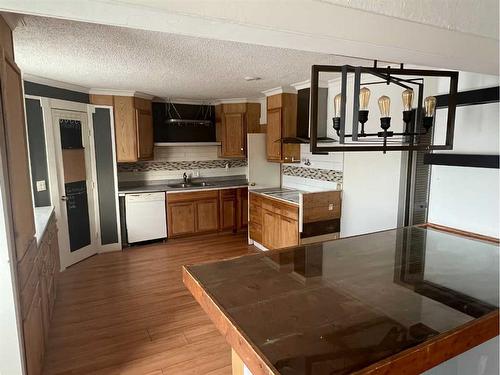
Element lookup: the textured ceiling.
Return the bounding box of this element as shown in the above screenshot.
[13,15,370,100]
[322,0,499,40]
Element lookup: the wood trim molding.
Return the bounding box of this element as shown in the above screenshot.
[183,266,279,375]
[358,310,499,375]
[423,223,500,244]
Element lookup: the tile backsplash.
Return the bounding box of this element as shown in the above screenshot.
[118,159,247,173]
[282,165,342,182]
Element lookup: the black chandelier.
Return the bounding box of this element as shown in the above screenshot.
[309,64,459,153]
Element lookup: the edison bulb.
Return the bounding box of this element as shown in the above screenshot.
[359,87,371,110]
[424,96,437,117]
[333,93,342,118]
[402,89,413,111]
[378,96,391,117]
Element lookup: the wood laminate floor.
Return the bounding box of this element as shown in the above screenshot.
[43,232,256,375]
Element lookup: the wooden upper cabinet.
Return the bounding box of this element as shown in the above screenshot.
[266,93,300,163]
[0,53,36,261]
[217,103,261,159]
[136,110,153,159]
[90,95,154,162]
[222,112,245,157]
[266,108,282,161]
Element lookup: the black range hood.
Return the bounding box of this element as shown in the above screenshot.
[282,87,337,144]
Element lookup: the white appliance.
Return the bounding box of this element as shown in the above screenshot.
[125,192,167,243]
[247,133,281,190]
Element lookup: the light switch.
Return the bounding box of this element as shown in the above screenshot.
[36,180,47,192]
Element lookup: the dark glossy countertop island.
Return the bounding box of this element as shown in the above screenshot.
[183,225,499,375]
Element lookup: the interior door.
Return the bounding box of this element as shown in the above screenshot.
[247,133,281,190]
[52,109,97,267]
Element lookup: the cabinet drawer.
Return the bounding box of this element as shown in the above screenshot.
[220,188,237,199]
[249,206,262,225]
[17,238,37,290]
[167,190,218,203]
[249,192,262,207]
[249,222,262,243]
[20,261,40,320]
[277,204,299,221]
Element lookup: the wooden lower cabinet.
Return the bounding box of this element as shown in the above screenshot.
[18,213,60,375]
[249,192,299,250]
[23,287,44,375]
[167,188,248,238]
[220,189,237,231]
[168,202,196,237]
[196,199,219,233]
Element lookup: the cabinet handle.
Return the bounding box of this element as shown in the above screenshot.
[240,148,244,151]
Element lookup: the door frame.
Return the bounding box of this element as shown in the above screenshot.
[48,104,98,269]
[89,104,121,253]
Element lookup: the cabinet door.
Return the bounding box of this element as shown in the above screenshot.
[1,57,36,260]
[113,96,137,162]
[168,202,195,237]
[262,210,279,250]
[220,191,236,231]
[222,113,245,157]
[266,108,282,161]
[279,216,299,248]
[237,188,248,230]
[195,199,219,233]
[136,109,153,160]
[23,287,44,375]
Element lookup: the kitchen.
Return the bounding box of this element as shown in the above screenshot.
[0,2,498,375]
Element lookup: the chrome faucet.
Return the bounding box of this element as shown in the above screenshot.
[183,172,191,184]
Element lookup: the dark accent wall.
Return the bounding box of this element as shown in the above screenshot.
[24,81,90,103]
[93,108,119,245]
[153,102,216,142]
[25,98,51,207]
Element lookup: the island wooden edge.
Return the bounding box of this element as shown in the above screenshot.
[182,265,279,375]
[422,222,500,244]
[353,309,499,375]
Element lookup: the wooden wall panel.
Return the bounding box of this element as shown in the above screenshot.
[302,191,342,223]
[89,94,113,106]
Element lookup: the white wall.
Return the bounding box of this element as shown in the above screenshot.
[328,76,406,237]
[427,72,500,237]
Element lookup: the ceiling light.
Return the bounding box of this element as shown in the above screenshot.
[244,76,261,82]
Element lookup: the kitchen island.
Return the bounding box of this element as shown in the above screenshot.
[183,225,499,374]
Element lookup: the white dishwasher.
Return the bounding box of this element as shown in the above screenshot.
[125,192,167,243]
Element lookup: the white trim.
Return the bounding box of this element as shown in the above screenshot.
[154,142,221,147]
[89,88,154,100]
[23,74,90,94]
[47,98,88,112]
[89,104,122,253]
[291,79,329,90]
[212,97,262,105]
[261,86,297,96]
[252,241,269,252]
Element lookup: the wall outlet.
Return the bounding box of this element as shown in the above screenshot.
[36,180,47,192]
[328,203,334,211]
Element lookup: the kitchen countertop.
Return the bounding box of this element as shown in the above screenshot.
[250,187,304,205]
[34,206,54,245]
[183,225,499,375]
[118,175,248,195]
